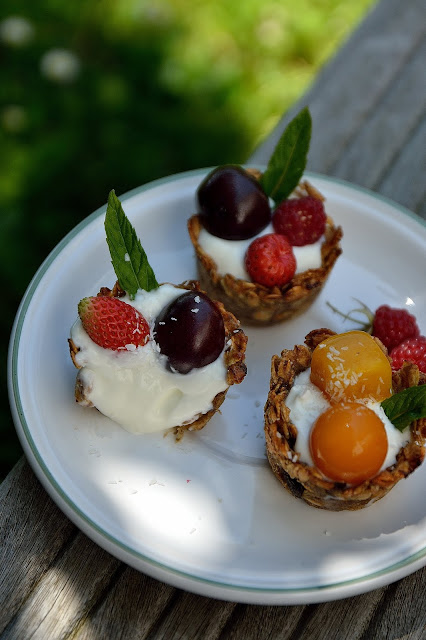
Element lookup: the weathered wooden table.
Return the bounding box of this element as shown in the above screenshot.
[2,0,426,637]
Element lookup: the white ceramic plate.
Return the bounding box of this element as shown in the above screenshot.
[8,170,426,605]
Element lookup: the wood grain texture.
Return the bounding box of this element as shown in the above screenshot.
[142,591,236,640]
[217,601,306,639]
[378,115,426,216]
[331,35,426,190]
[75,568,175,640]
[250,0,426,218]
[358,572,426,640]
[1,533,120,640]
[0,458,76,635]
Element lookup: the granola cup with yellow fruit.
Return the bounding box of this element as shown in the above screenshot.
[264,329,426,511]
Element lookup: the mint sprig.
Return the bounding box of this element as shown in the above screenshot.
[260,106,312,205]
[382,385,426,432]
[105,189,159,299]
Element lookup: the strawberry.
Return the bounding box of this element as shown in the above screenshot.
[372,304,420,351]
[78,296,150,351]
[327,300,420,351]
[245,233,296,288]
[390,336,426,373]
[272,196,326,246]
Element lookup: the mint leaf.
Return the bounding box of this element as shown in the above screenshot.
[260,106,312,205]
[105,190,159,298]
[381,385,426,432]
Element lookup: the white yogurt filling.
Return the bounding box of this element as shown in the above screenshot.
[198,222,323,281]
[285,369,409,472]
[70,284,228,434]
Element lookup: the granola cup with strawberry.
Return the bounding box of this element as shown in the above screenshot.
[68,191,247,439]
[264,328,426,511]
[188,108,343,325]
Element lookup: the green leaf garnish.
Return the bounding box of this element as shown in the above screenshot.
[381,385,426,432]
[260,106,312,205]
[105,189,159,299]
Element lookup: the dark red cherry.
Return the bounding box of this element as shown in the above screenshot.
[153,291,225,374]
[197,165,271,240]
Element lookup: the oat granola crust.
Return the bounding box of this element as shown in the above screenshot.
[68,280,247,438]
[188,180,343,325]
[264,329,426,511]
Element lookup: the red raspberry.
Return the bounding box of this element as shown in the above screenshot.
[245,233,296,288]
[373,305,420,351]
[327,300,420,352]
[272,196,326,246]
[390,336,426,373]
[78,296,150,351]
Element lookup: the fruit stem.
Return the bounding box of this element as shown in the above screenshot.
[326,299,373,333]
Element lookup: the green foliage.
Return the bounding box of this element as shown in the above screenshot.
[0,0,374,478]
[382,386,426,432]
[260,107,311,204]
[105,190,159,296]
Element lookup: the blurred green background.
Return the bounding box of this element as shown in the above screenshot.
[0,0,375,479]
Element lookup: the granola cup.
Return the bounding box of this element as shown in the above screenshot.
[264,329,426,511]
[69,280,247,439]
[188,180,343,325]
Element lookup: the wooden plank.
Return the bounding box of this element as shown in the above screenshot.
[210,590,383,640]
[250,0,425,193]
[1,532,120,640]
[77,583,237,640]
[74,568,175,640]
[0,459,76,634]
[141,591,236,640]
[360,571,426,640]
[377,115,426,216]
[333,35,426,199]
[217,602,305,639]
[287,590,385,640]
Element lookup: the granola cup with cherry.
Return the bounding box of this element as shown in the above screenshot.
[188,108,343,325]
[69,190,247,439]
[264,329,426,511]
